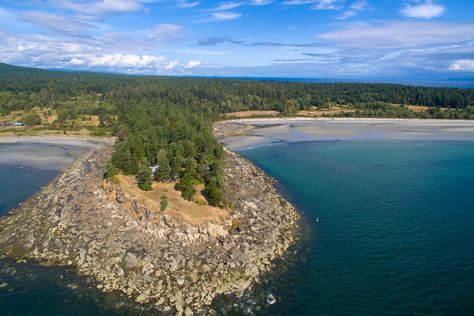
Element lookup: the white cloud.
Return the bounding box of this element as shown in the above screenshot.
[400,1,445,19]
[72,54,165,68]
[56,0,146,15]
[251,0,273,5]
[0,32,201,74]
[449,60,474,72]
[212,1,243,11]
[337,0,368,20]
[165,60,179,70]
[319,21,474,49]
[283,0,343,10]
[176,1,200,8]
[210,11,242,21]
[185,60,202,68]
[19,11,94,35]
[149,24,183,42]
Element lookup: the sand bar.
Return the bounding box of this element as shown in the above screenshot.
[217,118,474,150]
[0,137,112,169]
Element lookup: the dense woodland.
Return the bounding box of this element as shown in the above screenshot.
[1,63,473,205]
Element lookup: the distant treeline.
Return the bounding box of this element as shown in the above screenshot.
[1,63,473,204]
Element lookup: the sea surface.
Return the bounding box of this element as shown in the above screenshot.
[240,140,474,315]
[0,144,140,316]
[1,141,473,315]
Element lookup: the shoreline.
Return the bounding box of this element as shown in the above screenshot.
[0,136,301,314]
[0,137,113,170]
[215,117,474,150]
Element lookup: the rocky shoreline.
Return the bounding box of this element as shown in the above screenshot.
[0,136,301,314]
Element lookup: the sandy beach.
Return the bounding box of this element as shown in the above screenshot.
[216,118,474,150]
[0,137,111,169]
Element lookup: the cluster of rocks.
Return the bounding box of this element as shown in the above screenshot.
[0,138,300,314]
[213,121,254,138]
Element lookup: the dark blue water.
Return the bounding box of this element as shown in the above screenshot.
[241,141,474,315]
[0,165,57,216]
[0,151,141,316]
[1,141,474,315]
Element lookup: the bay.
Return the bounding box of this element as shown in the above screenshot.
[241,141,474,315]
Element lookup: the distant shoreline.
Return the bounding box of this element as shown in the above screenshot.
[215,117,474,150]
[222,117,474,124]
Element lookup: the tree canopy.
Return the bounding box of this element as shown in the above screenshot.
[1,63,473,206]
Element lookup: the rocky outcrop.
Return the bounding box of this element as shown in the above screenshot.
[0,141,300,314]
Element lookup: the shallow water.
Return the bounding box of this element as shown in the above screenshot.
[1,141,474,315]
[0,143,142,316]
[240,140,474,315]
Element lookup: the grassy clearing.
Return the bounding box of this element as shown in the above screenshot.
[0,107,108,137]
[116,174,228,226]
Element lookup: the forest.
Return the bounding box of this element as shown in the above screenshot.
[1,63,474,205]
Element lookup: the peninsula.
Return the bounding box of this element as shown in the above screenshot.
[1,63,474,314]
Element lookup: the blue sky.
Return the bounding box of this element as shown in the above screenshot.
[0,0,473,81]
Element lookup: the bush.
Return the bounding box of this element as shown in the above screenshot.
[160,195,168,212]
[106,161,119,178]
[23,113,41,127]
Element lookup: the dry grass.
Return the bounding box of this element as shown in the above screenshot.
[78,115,100,126]
[221,107,356,119]
[223,110,281,118]
[297,106,355,117]
[407,105,430,113]
[116,174,228,226]
[1,107,57,125]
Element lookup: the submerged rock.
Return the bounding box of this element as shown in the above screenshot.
[266,293,276,305]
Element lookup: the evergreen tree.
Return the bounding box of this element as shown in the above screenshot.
[137,159,152,191]
[155,149,171,181]
[175,172,197,201]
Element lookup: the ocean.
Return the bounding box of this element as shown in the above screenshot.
[241,140,474,315]
[1,140,473,315]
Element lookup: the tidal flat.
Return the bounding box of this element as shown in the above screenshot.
[217,118,474,150]
[0,137,104,169]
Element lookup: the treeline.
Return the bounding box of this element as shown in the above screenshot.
[110,102,225,205]
[2,63,474,114]
[1,63,474,205]
[339,102,474,120]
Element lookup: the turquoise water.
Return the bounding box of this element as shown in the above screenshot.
[1,141,474,315]
[241,141,474,315]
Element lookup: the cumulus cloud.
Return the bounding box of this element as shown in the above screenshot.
[400,1,445,19]
[449,60,474,72]
[184,60,202,68]
[70,53,165,68]
[0,32,202,74]
[149,24,183,42]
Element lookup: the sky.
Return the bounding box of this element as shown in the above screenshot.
[0,0,473,81]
